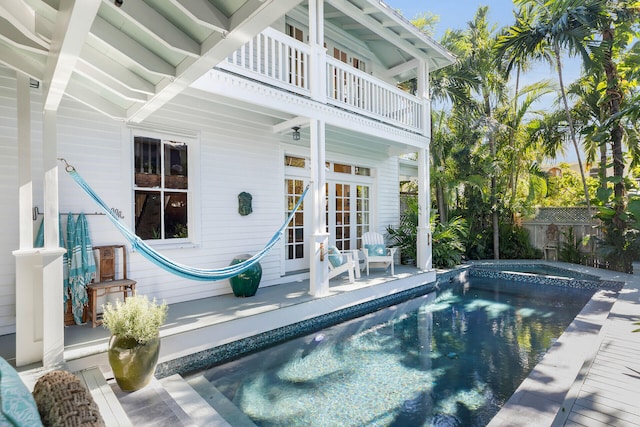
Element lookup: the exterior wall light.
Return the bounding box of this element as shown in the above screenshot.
[292,126,300,141]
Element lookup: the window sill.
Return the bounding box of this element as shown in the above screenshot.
[139,240,198,251]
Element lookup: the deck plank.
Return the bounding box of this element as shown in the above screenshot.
[77,367,132,427]
[575,393,640,418]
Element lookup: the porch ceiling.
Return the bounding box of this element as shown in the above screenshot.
[323,0,456,80]
[0,0,303,122]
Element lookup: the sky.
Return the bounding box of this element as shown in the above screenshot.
[386,0,518,39]
[385,0,583,163]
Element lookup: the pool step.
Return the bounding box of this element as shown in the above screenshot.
[186,375,257,427]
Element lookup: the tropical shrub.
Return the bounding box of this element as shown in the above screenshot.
[498,224,543,259]
[558,227,586,265]
[386,196,419,263]
[593,191,640,273]
[386,197,468,268]
[432,215,468,268]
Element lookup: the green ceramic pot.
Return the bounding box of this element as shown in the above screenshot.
[229,254,262,297]
[108,335,160,392]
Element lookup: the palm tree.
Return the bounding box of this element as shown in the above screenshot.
[495,0,596,212]
[467,7,509,259]
[496,80,556,212]
[428,28,479,223]
[589,1,640,224]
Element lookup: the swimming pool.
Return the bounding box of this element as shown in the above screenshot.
[186,274,598,426]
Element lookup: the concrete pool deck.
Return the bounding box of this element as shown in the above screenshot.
[3,261,639,426]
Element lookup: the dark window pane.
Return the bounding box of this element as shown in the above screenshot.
[165,141,188,189]
[134,137,161,187]
[135,191,162,239]
[334,163,352,174]
[164,192,188,238]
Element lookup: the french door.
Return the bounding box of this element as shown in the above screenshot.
[327,182,370,251]
[285,178,310,271]
[284,178,370,273]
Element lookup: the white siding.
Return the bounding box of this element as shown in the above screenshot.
[377,157,401,235]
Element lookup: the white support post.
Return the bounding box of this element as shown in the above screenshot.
[416,147,432,271]
[308,0,327,103]
[14,72,41,366]
[41,109,65,367]
[309,119,329,297]
[417,60,430,137]
[17,73,33,250]
[416,60,433,271]
[14,77,65,367]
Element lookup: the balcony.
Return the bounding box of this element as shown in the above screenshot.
[217,27,424,133]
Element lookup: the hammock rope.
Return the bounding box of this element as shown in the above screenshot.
[59,158,309,281]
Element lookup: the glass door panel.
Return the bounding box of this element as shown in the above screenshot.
[285,179,308,271]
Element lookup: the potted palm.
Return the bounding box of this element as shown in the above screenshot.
[102,295,168,391]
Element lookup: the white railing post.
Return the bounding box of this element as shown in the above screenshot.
[417,60,430,136]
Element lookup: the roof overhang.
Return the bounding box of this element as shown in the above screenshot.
[1,0,303,122]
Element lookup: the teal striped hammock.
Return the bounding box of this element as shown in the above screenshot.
[61,159,309,281]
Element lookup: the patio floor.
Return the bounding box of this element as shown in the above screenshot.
[3,261,639,426]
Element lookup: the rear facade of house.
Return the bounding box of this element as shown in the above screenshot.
[0,0,454,366]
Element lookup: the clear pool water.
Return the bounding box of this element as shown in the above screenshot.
[194,277,595,426]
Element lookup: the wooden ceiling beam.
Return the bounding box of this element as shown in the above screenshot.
[104,0,200,57]
[43,0,101,111]
[90,16,175,77]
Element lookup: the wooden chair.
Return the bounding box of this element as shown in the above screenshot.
[360,231,397,276]
[86,245,136,328]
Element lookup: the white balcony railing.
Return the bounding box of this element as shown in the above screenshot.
[326,57,422,131]
[219,27,423,132]
[220,27,311,95]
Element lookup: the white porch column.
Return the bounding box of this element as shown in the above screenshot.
[416,147,432,271]
[308,0,327,103]
[15,102,65,367]
[41,109,65,367]
[309,119,329,296]
[13,72,41,367]
[416,60,432,271]
[16,73,34,250]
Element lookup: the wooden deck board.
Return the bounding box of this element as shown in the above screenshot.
[574,395,640,422]
[593,351,637,367]
[569,408,635,427]
[557,267,640,427]
[579,383,640,408]
[582,376,639,394]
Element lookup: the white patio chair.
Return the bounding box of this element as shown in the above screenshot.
[361,231,397,276]
[327,246,360,283]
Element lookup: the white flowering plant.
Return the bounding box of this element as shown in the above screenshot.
[102,295,168,344]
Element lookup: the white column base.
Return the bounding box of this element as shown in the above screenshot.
[13,248,66,367]
[309,232,330,297]
[416,225,433,272]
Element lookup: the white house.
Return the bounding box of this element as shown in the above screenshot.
[0,0,455,367]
